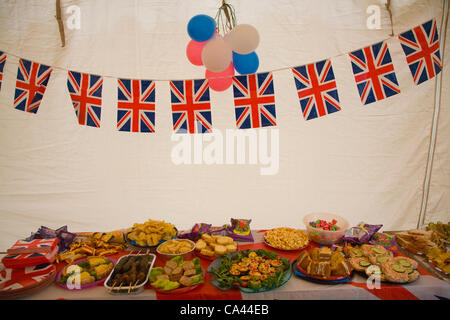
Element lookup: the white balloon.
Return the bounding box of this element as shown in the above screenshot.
[226,24,260,55]
[201,36,232,73]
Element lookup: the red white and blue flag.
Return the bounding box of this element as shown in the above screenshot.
[7,238,59,255]
[170,79,212,134]
[0,263,55,291]
[232,72,276,129]
[399,19,442,85]
[0,51,6,92]
[349,41,400,105]
[117,79,156,133]
[292,59,341,120]
[14,59,52,114]
[67,71,103,127]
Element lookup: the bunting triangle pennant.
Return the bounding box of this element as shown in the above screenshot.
[67,71,103,128]
[232,72,277,129]
[170,79,212,134]
[399,19,442,85]
[0,51,6,92]
[14,58,52,114]
[117,78,156,133]
[292,59,341,120]
[348,41,401,105]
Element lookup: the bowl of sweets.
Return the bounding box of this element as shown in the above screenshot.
[303,213,349,245]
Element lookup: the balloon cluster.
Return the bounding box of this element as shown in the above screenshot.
[186,14,260,92]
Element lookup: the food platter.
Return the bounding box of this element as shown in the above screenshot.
[55,256,116,290]
[263,228,310,251]
[294,246,353,283]
[428,259,450,276]
[345,244,420,283]
[104,253,156,294]
[292,262,351,284]
[150,270,206,294]
[125,228,178,249]
[207,249,292,293]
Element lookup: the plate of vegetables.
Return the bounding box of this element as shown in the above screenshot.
[56,256,115,290]
[149,256,205,294]
[208,249,291,293]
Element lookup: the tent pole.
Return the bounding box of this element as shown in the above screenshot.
[417,0,449,228]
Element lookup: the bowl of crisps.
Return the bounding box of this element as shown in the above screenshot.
[126,219,178,249]
[156,239,196,260]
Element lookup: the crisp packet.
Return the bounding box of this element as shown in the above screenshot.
[25,225,77,253]
[178,223,213,241]
[370,232,395,248]
[225,218,254,242]
[341,222,382,244]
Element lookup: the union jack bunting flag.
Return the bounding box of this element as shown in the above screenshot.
[349,41,400,105]
[0,263,55,291]
[232,72,276,129]
[117,79,156,133]
[0,51,6,92]
[292,59,341,120]
[170,79,212,134]
[67,71,103,127]
[14,59,52,114]
[399,19,442,85]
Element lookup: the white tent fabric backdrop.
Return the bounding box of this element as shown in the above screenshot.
[0,0,448,250]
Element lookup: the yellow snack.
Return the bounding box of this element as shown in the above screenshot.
[196,239,207,250]
[128,219,176,247]
[200,248,215,257]
[226,244,237,253]
[216,236,233,245]
[265,228,309,250]
[214,245,227,255]
[201,234,214,244]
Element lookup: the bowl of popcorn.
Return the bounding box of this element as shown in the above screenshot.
[156,239,196,260]
[303,213,349,245]
[264,227,309,250]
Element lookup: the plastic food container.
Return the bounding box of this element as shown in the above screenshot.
[303,213,349,245]
[104,253,156,295]
[156,239,196,261]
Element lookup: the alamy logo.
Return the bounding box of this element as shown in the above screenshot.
[171,128,279,175]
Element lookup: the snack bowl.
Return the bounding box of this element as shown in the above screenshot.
[156,239,196,261]
[303,213,349,245]
[125,227,178,251]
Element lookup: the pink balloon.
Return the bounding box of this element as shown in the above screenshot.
[186,40,207,66]
[205,62,235,92]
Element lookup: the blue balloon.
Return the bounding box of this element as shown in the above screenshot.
[232,51,259,75]
[187,15,216,42]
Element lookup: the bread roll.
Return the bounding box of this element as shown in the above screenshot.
[226,244,237,253]
[214,245,227,255]
[196,239,207,250]
[200,248,215,257]
[217,236,233,245]
[201,234,214,244]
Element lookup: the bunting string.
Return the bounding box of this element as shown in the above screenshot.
[0,18,444,133]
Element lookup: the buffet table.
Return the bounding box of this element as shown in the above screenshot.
[13,230,449,300]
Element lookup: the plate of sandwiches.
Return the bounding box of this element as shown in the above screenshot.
[346,244,420,283]
[395,229,437,256]
[294,247,353,283]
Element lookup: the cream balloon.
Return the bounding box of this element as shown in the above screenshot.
[226,24,260,55]
[201,36,232,73]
